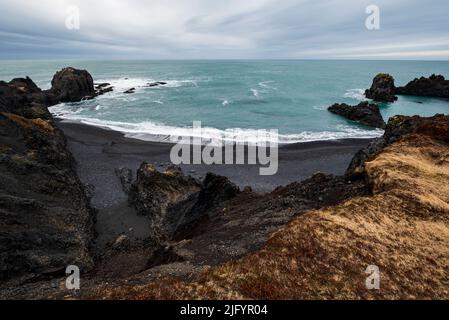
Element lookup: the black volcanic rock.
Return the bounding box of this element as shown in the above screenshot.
[124,88,136,94]
[328,101,386,129]
[0,75,95,282]
[395,74,449,98]
[9,77,42,94]
[49,67,95,103]
[365,73,398,102]
[129,164,240,245]
[129,164,202,244]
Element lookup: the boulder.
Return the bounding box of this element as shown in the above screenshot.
[128,164,240,244]
[129,164,202,244]
[395,74,449,98]
[49,67,95,102]
[124,88,136,94]
[328,101,386,129]
[365,73,398,102]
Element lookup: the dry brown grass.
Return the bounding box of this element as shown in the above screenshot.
[91,134,449,300]
[1,112,55,134]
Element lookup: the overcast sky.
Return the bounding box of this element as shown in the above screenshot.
[0,0,448,60]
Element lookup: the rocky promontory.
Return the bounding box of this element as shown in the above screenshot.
[396,74,449,98]
[0,69,97,284]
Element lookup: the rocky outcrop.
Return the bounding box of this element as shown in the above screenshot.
[129,164,202,244]
[95,83,114,95]
[365,73,398,102]
[395,74,449,98]
[0,71,96,283]
[48,67,95,103]
[128,164,240,245]
[328,101,386,129]
[346,113,449,177]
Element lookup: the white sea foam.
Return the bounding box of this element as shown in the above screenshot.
[251,89,260,97]
[312,105,328,111]
[344,88,367,101]
[258,81,277,90]
[94,77,199,98]
[51,102,383,145]
[222,100,230,106]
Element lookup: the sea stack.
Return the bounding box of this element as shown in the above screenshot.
[365,73,398,102]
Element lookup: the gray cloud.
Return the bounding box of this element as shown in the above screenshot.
[0,0,448,59]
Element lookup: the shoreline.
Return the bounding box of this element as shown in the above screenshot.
[56,118,374,249]
[56,119,375,195]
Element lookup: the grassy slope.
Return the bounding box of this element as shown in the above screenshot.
[91,134,449,300]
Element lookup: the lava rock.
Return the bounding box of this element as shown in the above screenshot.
[49,67,95,103]
[365,73,398,102]
[129,163,202,244]
[128,164,240,245]
[395,74,449,98]
[328,101,386,129]
[0,73,96,282]
[124,88,136,94]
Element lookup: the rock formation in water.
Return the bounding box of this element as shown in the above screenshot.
[328,101,386,129]
[395,74,449,98]
[365,73,398,102]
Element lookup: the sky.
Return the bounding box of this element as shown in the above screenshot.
[0,0,449,60]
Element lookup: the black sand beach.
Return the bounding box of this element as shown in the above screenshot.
[56,120,373,249]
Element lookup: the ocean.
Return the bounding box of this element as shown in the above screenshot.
[1,59,449,144]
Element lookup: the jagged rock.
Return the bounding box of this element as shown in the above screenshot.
[365,73,398,102]
[115,167,134,194]
[328,101,386,129]
[129,164,202,244]
[174,173,240,239]
[395,74,449,98]
[129,164,240,245]
[49,67,95,103]
[95,83,114,96]
[9,77,42,94]
[95,83,111,89]
[346,114,449,177]
[0,75,95,282]
[146,81,167,87]
[124,88,136,94]
[193,173,239,214]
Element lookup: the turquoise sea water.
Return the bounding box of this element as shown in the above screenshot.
[1,60,449,143]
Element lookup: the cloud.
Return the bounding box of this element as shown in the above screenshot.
[0,0,448,59]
